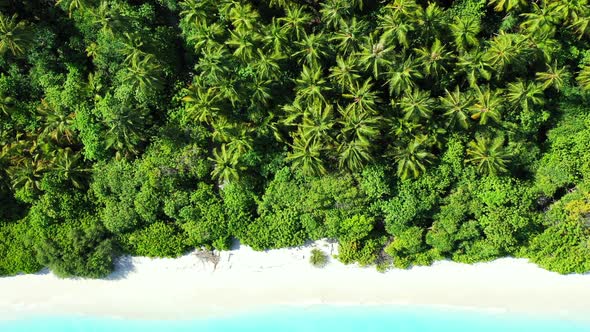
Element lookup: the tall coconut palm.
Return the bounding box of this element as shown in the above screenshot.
[337,139,372,172]
[286,134,326,176]
[56,0,91,17]
[390,135,435,180]
[520,3,561,38]
[398,89,435,122]
[457,50,493,87]
[0,93,15,117]
[357,36,393,78]
[329,56,361,92]
[37,99,77,145]
[506,80,545,112]
[338,105,381,143]
[262,18,288,54]
[179,0,213,26]
[414,39,451,77]
[280,5,311,41]
[577,65,590,91]
[449,16,480,51]
[343,79,380,115]
[387,56,423,96]
[320,0,352,29]
[466,136,510,175]
[210,144,241,183]
[51,148,89,189]
[253,49,282,80]
[182,84,221,124]
[439,87,472,129]
[228,2,259,33]
[295,65,330,104]
[378,8,415,49]
[123,54,163,95]
[535,61,569,91]
[330,17,368,55]
[0,14,32,57]
[7,155,46,193]
[225,29,260,62]
[194,44,230,83]
[487,0,527,12]
[470,86,503,125]
[293,33,328,66]
[484,32,525,74]
[300,102,335,144]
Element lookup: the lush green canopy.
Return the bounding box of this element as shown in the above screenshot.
[1,0,590,277]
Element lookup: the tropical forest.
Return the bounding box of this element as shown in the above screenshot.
[1,0,590,278]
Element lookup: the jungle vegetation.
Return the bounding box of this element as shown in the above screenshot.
[1,0,590,277]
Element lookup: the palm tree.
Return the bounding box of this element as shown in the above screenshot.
[182,84,221,124]
[535,61,569,91]
[0,14,32,57]
[0,93,14,117]
[280,5,311,41]
[123,54,162,95]
[484,32,528,74]
[194,44,229,83]
[51,148,89,189]
[398,89,435,122]
[418,3,445,40]
[293,33,328,66]
[262,18,287,54]
[342,79,380,115]
[228,2,259,33]
[520,3,561,38]
[506,80,545,112]
[386,56,423,96]
[570,10,590,39]
[488,0,527,12]
[295,65,330,104]
[466,136,510,175]
[329,56,361,92]
[188,22,225,53]
[253,49,282,80]
[250,77,272,106]
[391,135,435,180]
[286,134,326,176]
[378,9,415,49]
[577,65,590,91]
[449,16,480,51]
[439,87,472,129]
[385,0,422,20]
[7,154,46,193]
[337,139,372,172]
[357,36,393,78]
[320,0,351,29]
[330,17,368,55]
[457,50,493,87]
[210,144,241,183]
[37,99,77,145]
[226,29,260,62]
[56,0,90,17]
[414,39,451,77]
[470,86,503,125]
[300,102,335,144]
[338,105,381,143]
[179,0,213,26]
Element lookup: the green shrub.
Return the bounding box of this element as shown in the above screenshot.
[309,248,328,268]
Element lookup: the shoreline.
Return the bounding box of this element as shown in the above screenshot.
[1,240,590,322]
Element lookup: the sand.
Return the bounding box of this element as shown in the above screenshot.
[1,240,589,321]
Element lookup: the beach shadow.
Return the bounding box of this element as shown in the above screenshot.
[106,256,135,280]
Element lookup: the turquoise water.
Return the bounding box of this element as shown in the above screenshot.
[2,306,590,332]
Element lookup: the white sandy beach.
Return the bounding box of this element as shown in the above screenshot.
[1,240,589,321]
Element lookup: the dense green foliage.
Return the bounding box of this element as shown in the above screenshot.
[1,0,590,277]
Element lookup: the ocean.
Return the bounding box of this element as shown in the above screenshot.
[2,305,589,332]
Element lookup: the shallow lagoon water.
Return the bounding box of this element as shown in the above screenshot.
[2,305,590,332]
